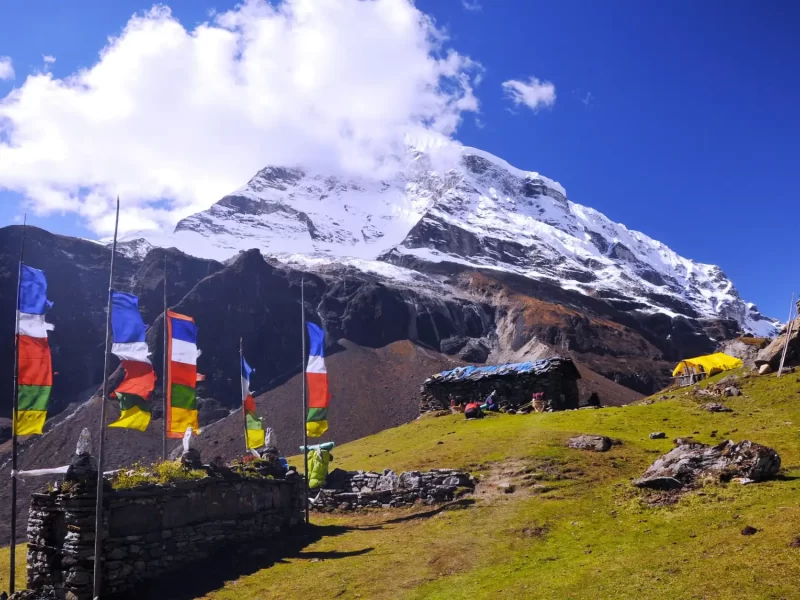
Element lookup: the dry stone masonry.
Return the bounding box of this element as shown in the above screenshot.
[312,468,476,511]
[26,476,302,599]
[420,358,581,414]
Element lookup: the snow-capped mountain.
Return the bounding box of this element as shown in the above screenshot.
[122,145,778,336]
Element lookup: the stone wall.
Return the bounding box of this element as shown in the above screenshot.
[26,476,303,599]
[420,370,580,414]
[312,468,475,511]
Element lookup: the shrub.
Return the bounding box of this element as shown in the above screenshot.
[111,460,207,490]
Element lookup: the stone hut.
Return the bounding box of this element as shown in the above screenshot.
[420,358,581,413]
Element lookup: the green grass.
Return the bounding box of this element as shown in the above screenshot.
[4,370,799,599]
[0,544,26,593]
[206,370,800,600]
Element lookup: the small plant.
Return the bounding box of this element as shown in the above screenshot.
[111,460,207,490]
[60,480,79,495]
[229,456,275,479]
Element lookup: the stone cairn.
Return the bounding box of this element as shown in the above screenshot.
[23,430,100,600]
[312,468,476,511]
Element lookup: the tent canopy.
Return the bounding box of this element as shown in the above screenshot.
[672,352,743,378]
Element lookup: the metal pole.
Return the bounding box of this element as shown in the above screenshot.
[301,277,309,525]
[777,292,796,378]
[239,337,249,454]
[162,254,168,461]
[10,215,27,595]
[93,198,119,600]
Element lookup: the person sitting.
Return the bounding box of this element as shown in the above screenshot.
[464,401,483,420]
[481,390,500,412]
[531,392,545,413]
[449,395,464,414]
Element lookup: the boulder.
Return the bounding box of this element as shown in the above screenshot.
[632,440,781,490]
[755,315,800,370]
[567,435,613,452]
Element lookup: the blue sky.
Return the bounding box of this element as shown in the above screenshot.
[1,0,798,318]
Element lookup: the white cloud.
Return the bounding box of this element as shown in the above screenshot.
[501,76,556,112]
[462,0,482,11]
[42,55,56,64]
[0,57,14,80]
[0,0,481,236]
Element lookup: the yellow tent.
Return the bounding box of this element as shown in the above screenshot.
[672,352,743,378]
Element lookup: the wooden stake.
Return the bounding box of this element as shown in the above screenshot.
[777,292,796,378]
[93,198,120,599]
[301,277,309,525]
[10,215,27,595]
[240,337,249,454]
[162,254,168,461]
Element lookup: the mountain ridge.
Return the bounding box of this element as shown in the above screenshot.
[118,144,778,337]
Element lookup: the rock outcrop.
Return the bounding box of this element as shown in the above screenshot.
[755,314,800,370]
[633,440,781,490]
[718,337,768,369]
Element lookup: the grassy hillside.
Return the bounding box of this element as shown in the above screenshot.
[207,370,800,600]
[0,545,25,593]
[2,370,797,599]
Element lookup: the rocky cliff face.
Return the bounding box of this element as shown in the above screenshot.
[0,212,757,429]
[0,227,497,420]
[0,227,138,417]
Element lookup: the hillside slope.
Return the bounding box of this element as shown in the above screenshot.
[192,370,798,600]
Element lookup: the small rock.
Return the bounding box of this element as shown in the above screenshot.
[567,435,613,452]
[700,403,733,413]
[789,536,800,548]
[741,526,758,536]
[758,364,773,375]
[649,432,666,440]
[497,482,515,494]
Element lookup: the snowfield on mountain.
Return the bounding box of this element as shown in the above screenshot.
[120,144,777,337]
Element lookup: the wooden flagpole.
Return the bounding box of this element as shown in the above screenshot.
[9,215,27,595]
[239,337,249,454]
[301,277,309,525]
[777,292,796,378]
[93,198,120,600]
[162,254,168,461]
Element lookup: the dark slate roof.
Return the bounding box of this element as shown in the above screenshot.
[424,357,580,385]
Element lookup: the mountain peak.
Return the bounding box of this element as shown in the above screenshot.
[121,145,778,336]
